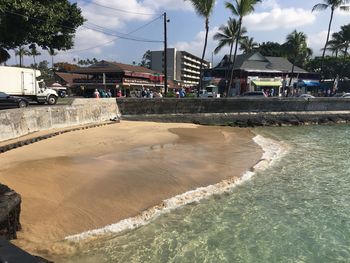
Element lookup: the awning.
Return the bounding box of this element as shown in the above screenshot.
[301,80,320,87]
[252,80,282,87]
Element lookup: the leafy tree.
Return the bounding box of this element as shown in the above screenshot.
[257,42,284,57]
[139,50,151,69]
[0,0,84,58]
[15,46,30,67]
[306,56,349,79]
[312,0,350,78]
[77,58,99,66]
[36,60,53,83]
[213,18,246,94]
[283,30,310,85]
[186,0,216,94]
[239,36,258,53]
[325,32,344,57]
[225,0,261,93]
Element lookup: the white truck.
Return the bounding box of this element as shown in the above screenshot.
[0,66,58,105]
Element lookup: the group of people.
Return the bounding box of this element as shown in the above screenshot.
[93,89,112,98]
[140,88,163,98]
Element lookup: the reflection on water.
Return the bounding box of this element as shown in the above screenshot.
[60,124,350,263]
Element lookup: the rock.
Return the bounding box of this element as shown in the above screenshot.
[0,184,21,240]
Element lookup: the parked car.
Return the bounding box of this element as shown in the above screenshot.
[241,91,267,98]
[299,94,315,98]
[0,91,29,109]
[199,90,213,98]
[342,93,350,98]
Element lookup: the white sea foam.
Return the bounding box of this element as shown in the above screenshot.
[65,134,288,241]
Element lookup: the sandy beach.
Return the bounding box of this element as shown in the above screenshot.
[0,121,262,257]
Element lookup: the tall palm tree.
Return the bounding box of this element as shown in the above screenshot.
[48,48,58,71]
[0,47,10,65]
[29,44,41,67]
[15,46,30,67]
[186,0,216,95]
[225,0,261,95]
[338,23,350,58]
[213,18,246,94]
[239,36,258,53]
[312,0,350,78]
[283,30,309,85]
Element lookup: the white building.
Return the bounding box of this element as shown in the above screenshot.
[150,48,211,87]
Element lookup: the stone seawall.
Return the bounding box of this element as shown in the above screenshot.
[117,98,350,126]
[117,97,350,115]
[0,98,120,142]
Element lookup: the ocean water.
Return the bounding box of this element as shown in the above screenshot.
[61,124,350,263]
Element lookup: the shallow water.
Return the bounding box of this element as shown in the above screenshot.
[59,125,350,262]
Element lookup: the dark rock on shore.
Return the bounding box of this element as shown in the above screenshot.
[0,184,21,240]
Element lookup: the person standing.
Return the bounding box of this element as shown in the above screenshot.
[93,89,100,98]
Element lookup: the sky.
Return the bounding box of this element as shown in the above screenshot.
[7,0,350,67]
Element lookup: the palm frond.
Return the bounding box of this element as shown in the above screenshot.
[312,3,329,12]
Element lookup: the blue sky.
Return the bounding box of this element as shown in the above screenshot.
[8,0,350,67]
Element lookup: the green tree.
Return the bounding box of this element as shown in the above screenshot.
[213,18,246,94]
[257,42,284,57]
[312,0,350,78]
[283,30,309,85]
[239,36,258,53]
[225,0,261,94]
[325,32,344,58]
[37,60,53,83]
[15,46,30,67]
[186,0,216,94]
[0,0,84,59]
[139,50,151,69]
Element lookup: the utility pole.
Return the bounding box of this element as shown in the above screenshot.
[163,12,168,95]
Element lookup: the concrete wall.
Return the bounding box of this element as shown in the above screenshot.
[0,98,120,142]
[116,97,350,115]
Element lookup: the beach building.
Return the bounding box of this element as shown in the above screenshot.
[71,61,164,97]
[206,52,319,95]
[150,48,211,87]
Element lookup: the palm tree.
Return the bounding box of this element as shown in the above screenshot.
[15,46,30,67]
[48,48,58,70]
[0,47,10,65]
[29,44,41,68]
[239,36,258,53]
[186,0,216,95]
[338,23,350,58]
[283,30,309,85]
[312,0,350,78]
[325,32,344,58]
[213,18,246,94]
[225,0,261,95]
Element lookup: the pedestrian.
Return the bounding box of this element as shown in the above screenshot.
[106,89,112,98]
[141,87,147,98]
[117,90,122,97]
[93,89,100,98]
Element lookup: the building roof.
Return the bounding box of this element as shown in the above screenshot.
[215,52,308,74]
[73,60,163,75]
[55,72,87,86]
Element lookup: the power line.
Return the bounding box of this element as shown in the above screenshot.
[79,0,160,16]
[63,15,164,54]
[2,9,163,44]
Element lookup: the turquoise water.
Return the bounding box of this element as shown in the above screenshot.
[63,125,350,263]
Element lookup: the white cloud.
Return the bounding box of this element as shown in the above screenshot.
[171,26,221,60]
[308,30,330,56]
[143,0,193,11]
[244,6,316,31]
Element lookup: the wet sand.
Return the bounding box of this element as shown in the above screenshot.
[0,121,262,257]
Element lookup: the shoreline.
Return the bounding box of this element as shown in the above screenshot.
[65,134,288,242]
[0,121,270,257]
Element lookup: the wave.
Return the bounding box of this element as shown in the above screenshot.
[65,134,288,241]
